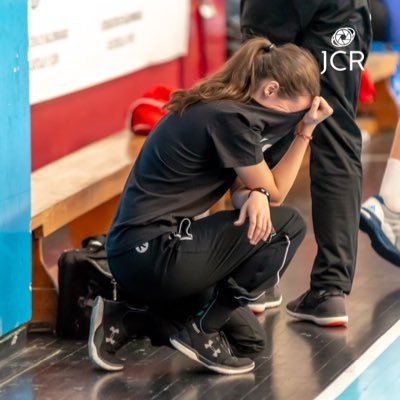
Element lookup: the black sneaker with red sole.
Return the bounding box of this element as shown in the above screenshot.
[286,289,348,327]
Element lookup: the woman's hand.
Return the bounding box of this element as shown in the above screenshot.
[302,96,333,127]
[234,191,273,245]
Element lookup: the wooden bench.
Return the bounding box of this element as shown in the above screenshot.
[357,52,400,135]
[30,131,146,330]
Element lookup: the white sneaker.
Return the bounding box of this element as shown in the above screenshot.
[360,195,400,266]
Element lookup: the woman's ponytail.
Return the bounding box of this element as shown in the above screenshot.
[165,37,319,113]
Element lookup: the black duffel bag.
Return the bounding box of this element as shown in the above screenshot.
[56,235,120,339]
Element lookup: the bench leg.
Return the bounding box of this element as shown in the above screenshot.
[30,235,58,332]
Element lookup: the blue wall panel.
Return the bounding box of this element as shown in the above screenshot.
[0,0,31,336]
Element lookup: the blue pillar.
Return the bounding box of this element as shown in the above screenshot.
[0,0,31,336]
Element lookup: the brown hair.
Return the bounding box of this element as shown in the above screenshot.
[165,37,320,113]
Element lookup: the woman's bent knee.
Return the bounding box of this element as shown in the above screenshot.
[275,205,307,240]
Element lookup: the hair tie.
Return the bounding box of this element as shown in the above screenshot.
[263,43,276,53]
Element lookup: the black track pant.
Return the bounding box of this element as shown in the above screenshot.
[242,0,372,293]
[109,206,306,351]
[110,207,305,305]
[136,305,266,358]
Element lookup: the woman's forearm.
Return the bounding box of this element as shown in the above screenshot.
[232,98,332,206]
[232,124,315,207]
[270,124,315,202]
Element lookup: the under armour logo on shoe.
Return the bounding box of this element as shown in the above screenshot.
[135,242,149,253]
[204,340,221,358]
[105,326,119,345]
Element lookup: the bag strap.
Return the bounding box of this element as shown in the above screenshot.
[81,234,106,250]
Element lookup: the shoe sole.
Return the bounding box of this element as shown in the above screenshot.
[88,296,124,371]
[170,337,255,375]
[360,208,400,267]
[286,308,348,327]
[248,295,283,314]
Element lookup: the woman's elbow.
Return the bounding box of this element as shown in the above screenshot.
[270,193,285,206]
[270,199,283,207]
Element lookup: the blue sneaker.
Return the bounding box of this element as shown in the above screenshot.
[360,195,400,266]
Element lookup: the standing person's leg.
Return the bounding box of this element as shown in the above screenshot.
[286,0,372,325]
[360,118,400,266]
[240,0,372,320]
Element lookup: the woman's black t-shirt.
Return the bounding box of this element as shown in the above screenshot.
[106,100,306,256]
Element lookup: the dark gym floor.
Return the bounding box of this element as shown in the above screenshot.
[1,133,400,400]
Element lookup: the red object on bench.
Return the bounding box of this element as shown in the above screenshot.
[128,86,173,136]
[359,68,376,104]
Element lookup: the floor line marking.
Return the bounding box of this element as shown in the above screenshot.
[314,319,400,400]
[361,154,390,163]
[0,349,62,389]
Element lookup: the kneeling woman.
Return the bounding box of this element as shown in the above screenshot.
[89,37,332,374]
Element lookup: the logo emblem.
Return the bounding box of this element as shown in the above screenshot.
[135,242,149,253]
[260,137,272,153]
[262,143,272,152]
[331,27,356,47]
[105,326,119,346]
[204,340,221,358]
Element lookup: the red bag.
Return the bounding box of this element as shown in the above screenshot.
[359,68,375,104]
[128,86,174,136]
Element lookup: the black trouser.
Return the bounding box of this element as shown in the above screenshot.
[109,206,306,352]
[242,0,372,293]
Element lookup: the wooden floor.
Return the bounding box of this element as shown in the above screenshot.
[1,133,400,400]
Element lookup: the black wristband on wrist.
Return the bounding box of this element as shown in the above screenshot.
[248,187,270,203]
